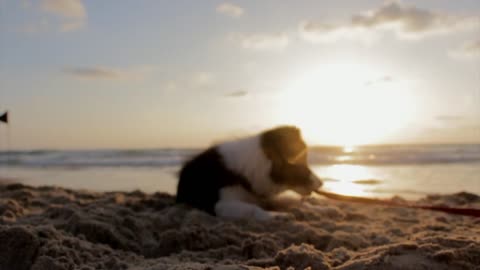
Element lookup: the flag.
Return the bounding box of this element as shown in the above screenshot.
[0,111,8,124]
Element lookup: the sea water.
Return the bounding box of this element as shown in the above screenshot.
[0,144,479,199]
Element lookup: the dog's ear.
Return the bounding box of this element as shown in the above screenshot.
[260,126,305,162]
[265,126,301,141]
[286,126,301,140]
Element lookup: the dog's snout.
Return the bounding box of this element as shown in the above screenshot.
[310,173,323,190]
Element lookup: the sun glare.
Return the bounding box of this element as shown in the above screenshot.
[275,62,415,146]
[343,145,355,153]
[313,165,375,197]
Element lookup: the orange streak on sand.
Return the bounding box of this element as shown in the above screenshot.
[315,190,480,218]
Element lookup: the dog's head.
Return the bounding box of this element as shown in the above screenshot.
[260,126,323,196]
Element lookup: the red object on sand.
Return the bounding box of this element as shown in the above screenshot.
[314,190,480,218]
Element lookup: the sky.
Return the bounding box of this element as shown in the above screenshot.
[0,0,479,149]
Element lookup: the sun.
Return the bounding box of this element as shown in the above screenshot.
[273,61,416,146]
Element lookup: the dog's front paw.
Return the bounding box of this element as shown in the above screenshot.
[270,211,294,222]
[253,209,294,221]
[302,201,327,211]
[252,208,274,221]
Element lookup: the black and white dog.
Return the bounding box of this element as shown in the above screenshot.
[176,126,323,220]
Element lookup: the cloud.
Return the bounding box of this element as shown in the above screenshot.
[18,18,50,33]
[449,40,480,60]
[225,90,248,97]
[21,0,87,32]
[433,116,480,134]
[41,0,86,18]
[381,76,392,82]
[63,66,151,80]
[300,0,479,43]
[216,3,244,18]
[229,32,289,51]
[299,21,376,43]
[191,72,215,86]
[435,115,465,122]
[365,75,393,86]
[162,81,178,92]
[156,72,215,92]
[435,115,473,127]
[60,20,84,32]
[21,0,33,9]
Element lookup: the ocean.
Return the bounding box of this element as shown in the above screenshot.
[0,144,479,199]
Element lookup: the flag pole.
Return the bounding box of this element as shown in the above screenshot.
[0,111,9,173]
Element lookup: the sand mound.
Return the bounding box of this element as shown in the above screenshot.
[0,183,479,270]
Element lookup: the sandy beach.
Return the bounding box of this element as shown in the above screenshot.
[1,181,479,270]
[2,0,480,269]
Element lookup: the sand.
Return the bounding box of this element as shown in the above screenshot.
[0,182,479,270]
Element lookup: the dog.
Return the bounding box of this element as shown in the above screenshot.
[176,126,323,220]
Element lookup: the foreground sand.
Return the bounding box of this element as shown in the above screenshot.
[0,182,479,270]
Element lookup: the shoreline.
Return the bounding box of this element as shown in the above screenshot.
[3,161,480,201]
[0,182,479,269]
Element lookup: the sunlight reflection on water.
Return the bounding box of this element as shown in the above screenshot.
[312,164,376,197]
[312,162,480,199]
